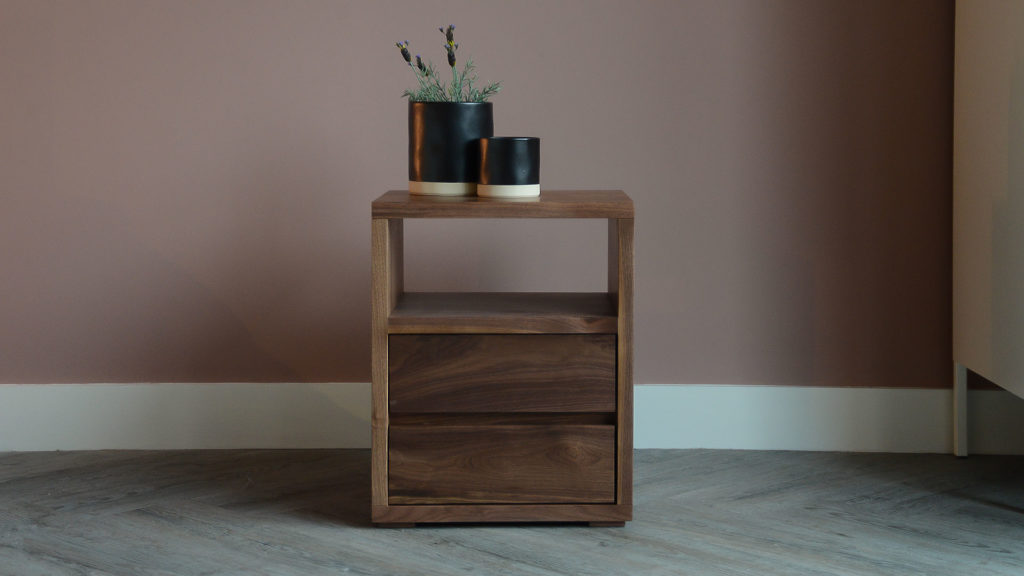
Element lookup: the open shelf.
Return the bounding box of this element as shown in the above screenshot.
[388,292,617,334]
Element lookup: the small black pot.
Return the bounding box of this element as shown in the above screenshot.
[478,137,540,198]
[408,101,494,196]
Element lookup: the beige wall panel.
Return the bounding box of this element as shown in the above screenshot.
[954,0,1024,396]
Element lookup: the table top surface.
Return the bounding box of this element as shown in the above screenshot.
[372,190,633,219]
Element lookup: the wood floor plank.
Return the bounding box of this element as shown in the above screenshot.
[1,449,1022,576]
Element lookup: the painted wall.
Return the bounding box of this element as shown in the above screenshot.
[1,0,952,387]
[953,0,1024,397]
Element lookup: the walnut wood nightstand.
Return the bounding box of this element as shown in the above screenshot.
[371,190,633,526]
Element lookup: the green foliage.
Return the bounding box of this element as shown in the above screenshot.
[396,25,502,103]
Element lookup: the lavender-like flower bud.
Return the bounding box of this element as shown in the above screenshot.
[446,44,456,67]
[416,55,426,73]
[441,24,455,44]
[396,41,411,63]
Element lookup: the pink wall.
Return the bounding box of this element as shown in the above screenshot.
[0,0,952,386]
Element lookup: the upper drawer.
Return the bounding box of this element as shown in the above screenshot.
[388,334,616,413]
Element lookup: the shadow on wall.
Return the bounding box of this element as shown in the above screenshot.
[707,1,952,388]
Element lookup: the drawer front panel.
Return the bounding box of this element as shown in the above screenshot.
[388,424,615,505]
[388,334,616,413]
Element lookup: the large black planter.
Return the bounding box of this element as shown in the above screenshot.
[408,101,494,196]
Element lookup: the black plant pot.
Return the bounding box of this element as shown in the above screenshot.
[408,101,494,196]
[478,137,540,198]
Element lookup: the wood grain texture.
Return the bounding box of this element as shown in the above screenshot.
[388,334,616,413]
[372,504,632,525]
[372,190,634,219]
[390,413,615,427]
[607,219,620,304]
[370,218,402,511]
[3,450,1024,574]
[388,292,617,334]
[388,219,403,311]
[371,191,634,523]
[613,218,635,508]
[388,425,615,505]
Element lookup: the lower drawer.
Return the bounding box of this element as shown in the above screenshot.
[388,424,615,505]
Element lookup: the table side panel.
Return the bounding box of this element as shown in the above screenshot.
[370,220,392,507]
[614,217,634,508]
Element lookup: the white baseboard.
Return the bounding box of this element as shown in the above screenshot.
[0,383,370,451]
[1,383,1021,453]
[635,385,1024,454]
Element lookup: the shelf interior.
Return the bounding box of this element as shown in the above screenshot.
[388,292,617,334]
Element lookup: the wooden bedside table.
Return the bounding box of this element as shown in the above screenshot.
[371,190,634,526]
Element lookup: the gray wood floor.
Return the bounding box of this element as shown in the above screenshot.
[0,450,1021,575]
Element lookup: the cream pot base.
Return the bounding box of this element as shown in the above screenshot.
[409,181,477,196]
[476,184,541,198]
